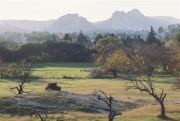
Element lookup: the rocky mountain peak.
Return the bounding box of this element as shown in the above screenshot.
[112,11,126,18]
[127,9,144,17]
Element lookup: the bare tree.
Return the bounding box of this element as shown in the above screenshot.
[10,59,32,95]
[56,115,65,121]
[29,110,64,121]
[29,110,48,121]
[93,90,122,121]
[130,75,167,119]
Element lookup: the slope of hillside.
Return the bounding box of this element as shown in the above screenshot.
[44,14,96,33]
[95,9,180,31]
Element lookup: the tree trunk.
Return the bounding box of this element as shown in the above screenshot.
[112,69,117,78]
[108,112,114,121]
[147,67,154,76]
[163,64,167,71]
[18,83,23,94]
[159,102,166,119]
[108,116,114,121]
[108,101,114,121]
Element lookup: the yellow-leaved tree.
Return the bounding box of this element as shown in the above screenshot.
[164,33,180,71]
[103,49,131,77]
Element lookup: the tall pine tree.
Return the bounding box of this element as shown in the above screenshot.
[146,26,159,44]
[76,30,90,47]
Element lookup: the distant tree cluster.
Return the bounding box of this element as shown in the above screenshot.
[0,31,94,62]
[0,41,93,62]
[161,24,180,41]
[94,27,180,78]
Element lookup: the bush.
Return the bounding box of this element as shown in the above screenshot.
[45,82,61,91]
[62,75,75,79]
[89,71,104,79]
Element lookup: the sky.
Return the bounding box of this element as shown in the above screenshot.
[0,0,179,22]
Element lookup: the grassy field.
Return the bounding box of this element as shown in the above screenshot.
[32,62,94,79]
[0,62,180,121]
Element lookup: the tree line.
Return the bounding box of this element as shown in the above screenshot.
[94,27,180,78]
[0,31,94,62]
[0,27,180,71]
[0,41,93,62]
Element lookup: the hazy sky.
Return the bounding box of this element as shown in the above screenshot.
[0,0,179,22]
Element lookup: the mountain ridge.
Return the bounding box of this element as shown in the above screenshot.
[0,9,179,33]
[44,13,96,33]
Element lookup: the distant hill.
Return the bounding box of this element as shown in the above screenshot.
[44,14,96,33]
[0,9,179,33]
[95,9,180,31]
[0,22,28,33]
[0,19,54,32]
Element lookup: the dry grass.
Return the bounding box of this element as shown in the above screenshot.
[123,104,180,117]
[0,62,179,121]
[0,115,33,121]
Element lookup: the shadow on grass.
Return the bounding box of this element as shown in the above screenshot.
[0,78,46,83]
[0,76,83,84]
[0,91,138,116]
[0,79,19,83]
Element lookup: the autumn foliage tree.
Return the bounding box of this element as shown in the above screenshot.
[164,34,180,71]
[96,36,123,63]
[95,36,124,77]
[104,49,131,77]
[136,43,162,75]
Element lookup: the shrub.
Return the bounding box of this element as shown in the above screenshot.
[45,82,61,91]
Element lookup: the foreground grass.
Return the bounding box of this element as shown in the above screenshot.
[0,78,179,121]
[0,104,180,121]
[1,79,179,101]
[0,62,180,121]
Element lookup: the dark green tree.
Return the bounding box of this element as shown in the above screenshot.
[175,32,180,42]
[76,31,90,47]
[0,47,13,62]
[158,27,164,33]
[146,26,159,44]
[17,42,43,61]
[94,34,103,44]
[0,40,18,50]
[44,41,92,62]
[63,33,72,41]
